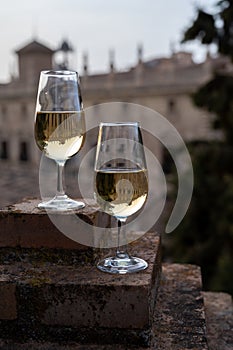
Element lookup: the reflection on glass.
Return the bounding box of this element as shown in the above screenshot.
[94,122,148,274]
[34,70,85,210]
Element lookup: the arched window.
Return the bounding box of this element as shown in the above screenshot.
[0,141,8,159]
[19,141,29,161]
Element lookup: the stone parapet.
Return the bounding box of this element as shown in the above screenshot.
[0,234,161,347]
[0,264,210,349]
[0,199,232,349]
[0,198,161,347]
[152,264,208,349]
[203,291,233,350]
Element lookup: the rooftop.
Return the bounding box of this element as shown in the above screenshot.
[15,39,54,55]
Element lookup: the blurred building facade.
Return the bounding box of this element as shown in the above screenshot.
[0,38,229,166]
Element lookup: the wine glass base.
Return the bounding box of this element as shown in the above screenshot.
[97,256,148,274]
[38,196,85,211]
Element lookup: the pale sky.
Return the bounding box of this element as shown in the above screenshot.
[0,0,217,82]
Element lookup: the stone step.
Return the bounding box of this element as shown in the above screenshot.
[2,198,231,349]
[203,291,233,350]
[152,263,208,350]
[0,263,210,349]
[0,198,105,251]
[0,232,161,348]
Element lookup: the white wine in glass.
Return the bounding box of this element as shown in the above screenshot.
[94,122,148,274]
[34,70,85,210]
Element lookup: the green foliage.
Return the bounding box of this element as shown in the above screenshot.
[166,0,233,295]
[218,0,233,58]
[193,74,233,145]
[182,10,218,45]
[183,0,233,60]
[167,143,233,295]
[182,1,233,145]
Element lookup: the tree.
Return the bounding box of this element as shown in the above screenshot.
[183,0,233,144]
[182,1,233,61]
[166,1,233,295]
[167,142,233,294]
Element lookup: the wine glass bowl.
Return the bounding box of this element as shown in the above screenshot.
[34,70,85,210]
[94,122,148,274]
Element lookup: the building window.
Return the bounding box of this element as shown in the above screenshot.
[0,141,8,159]
[1,105,7,116]
[167,99,176,113]
[19,141,29,161]
[162,147,174,175]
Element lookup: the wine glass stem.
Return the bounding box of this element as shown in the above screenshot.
[116,219,129,259]
[56,161,66,197]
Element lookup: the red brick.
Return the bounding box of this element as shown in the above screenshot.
[0,198,104,250]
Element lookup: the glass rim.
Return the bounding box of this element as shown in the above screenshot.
[99,121,140,127]
[40,70,78,77]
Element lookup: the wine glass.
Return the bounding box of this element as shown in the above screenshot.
[94,122,148,274]
[34,70,85,210]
